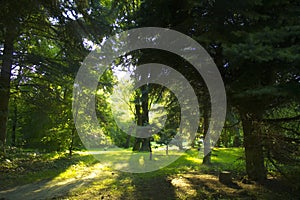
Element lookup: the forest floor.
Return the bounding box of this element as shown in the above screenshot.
[0,148,299,200]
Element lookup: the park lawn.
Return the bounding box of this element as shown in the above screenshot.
[0,148,299,199]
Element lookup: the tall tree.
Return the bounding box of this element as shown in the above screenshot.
[0,0,40,151]
[126,0,300,181]
[223,0,300,181]
[1,0,116,153]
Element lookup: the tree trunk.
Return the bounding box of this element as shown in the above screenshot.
[139,85,151,151]
[166,144,169,155]
[69,128,76,157]
[241,112,266,182]
[202,144,211,164]
[124,134,131,148]
[140,138,151,151]
[132,86,151,152]
[133,103,142,151]
[0,26,15,152]
[11,97,17,146]
[133,138,141,151]
[202,105,211,164]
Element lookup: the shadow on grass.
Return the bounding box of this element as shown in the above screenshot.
[1,150,179,200]
[2,148,298,200]
[0,148,244,199]
[0,153,99,199]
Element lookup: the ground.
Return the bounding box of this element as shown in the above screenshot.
[0,148,299,200]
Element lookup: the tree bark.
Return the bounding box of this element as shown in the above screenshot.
[124,134,131,148]
[240,112,266,182]
[202,105,211,164]
[133,103,142,151]
[0,26,15,152]
[132,138,141,151]
[132,86,151,152]
[139,85,151,152]
[11,97,17,146]
[69,127,76,157]
[140,138,151,151]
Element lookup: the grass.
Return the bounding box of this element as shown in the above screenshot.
[0,149,97,189]
[1,147,299,199]
[0,148,245,188]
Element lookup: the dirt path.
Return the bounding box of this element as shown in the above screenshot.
[1,170,290,200]
[0,163,108,200]
[1,161,298,200]
[0,178,80,200]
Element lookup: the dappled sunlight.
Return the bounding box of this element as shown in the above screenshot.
[171,173,245,199]
[0,157,119,200]
[52,162,109,182]
[184,155,202,164]
[79,148,185,173]
[171,176,197,198]
[45,161,116,196]
[1,148,297,199]
[169,172,288,199]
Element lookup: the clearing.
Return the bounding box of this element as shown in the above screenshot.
[0,148,299,199]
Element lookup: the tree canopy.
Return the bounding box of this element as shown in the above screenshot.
[0,0,299,183]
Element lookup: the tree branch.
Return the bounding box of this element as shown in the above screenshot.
[263,115,300,123]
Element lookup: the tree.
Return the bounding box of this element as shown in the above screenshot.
[124,0,300,181]
[131,85,151,151]
[0,0,42,152]
[222,0,300,181]
[1,0,116,154]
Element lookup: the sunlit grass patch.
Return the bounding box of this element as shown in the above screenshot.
[2,147,299,200]
[1,147,245,190]
[211,148,244,163]
[210,148,246,174]
[78,148,186,173]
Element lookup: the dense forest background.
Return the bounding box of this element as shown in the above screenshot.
[1,0,299,185]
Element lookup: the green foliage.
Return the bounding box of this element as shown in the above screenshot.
[128,0,300,180]
[1,0,299,185]
[2,148,299,199]
[1,0,117,153]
